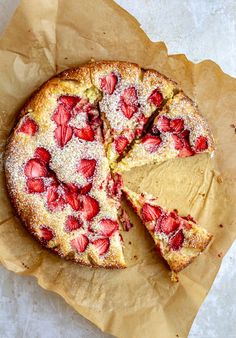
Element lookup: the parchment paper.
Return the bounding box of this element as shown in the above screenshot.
[0,1,236,337]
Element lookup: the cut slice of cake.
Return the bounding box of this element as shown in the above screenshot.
[117,92,215,172]
[89,61,178,167]
[123,187,212,273]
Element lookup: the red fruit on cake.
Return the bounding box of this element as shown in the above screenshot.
[4,61,214,274]
[117,92,214,171]
[123,187,212,273]
[18,118,38,135]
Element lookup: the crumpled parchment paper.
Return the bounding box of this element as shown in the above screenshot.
[0,1,235,337]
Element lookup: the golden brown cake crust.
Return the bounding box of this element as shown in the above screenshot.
[167,231,213,273]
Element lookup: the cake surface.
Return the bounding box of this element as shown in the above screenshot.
[4,61,214,272]
[4,66,126,268]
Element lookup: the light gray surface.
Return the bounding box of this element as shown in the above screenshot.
[0,0,235,337]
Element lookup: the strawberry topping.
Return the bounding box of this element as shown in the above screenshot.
[195,135,208,152]
[64,182,79,193]
[80,183,92,195]
[27,178,45,193]
[46,183,65,211]
[18,118,38,135]
[172,134,184,150]
[160,215,180,235]
[107,173,123,200]
[148,89,163,107]
[74,125,95,141]
[157,116,171,132]
[141,134,162,153]
[48,196,65,211]
[39,226,54,241]
[59,95,80,110]
[182,214,196,224]
[63,189,81,211]
[170,118,184,133]
[120,87,139,119]
[71,234,89,253]
[34,147,51,163]
[81,195,99,221]
[173,129,195,158]
[98,219,119,236]
[53,105,71,125]
[183,221,192,230]
[65,216,82,232]
[47,185,59,203]
[135,114,147,137]
[101,73,118,95]
[24,159,48,178]
[141,203,162,222]
[92,238,110,255]
[77,159,96,179]
[169,230,184,250]
[179,129,190,138]
[72,98,93,116]
[178,144,195,158]
[120,208,133,231]
[54,125,73,147]
[48,171,59,186]
[115,136,129,155]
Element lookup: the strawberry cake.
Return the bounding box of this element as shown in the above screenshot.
[4,61,214,273]
[123,187,212,273]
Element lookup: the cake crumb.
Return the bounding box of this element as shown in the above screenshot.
[219,224,224,228]
[218,252,223,258]
[171,272,179,282]
[22,262,29,269]
[217,175,223,184]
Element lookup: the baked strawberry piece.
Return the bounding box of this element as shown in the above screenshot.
[123,187,212,273]
[90,61,178,167]
[5,66,125,269]
[117,92,215,171]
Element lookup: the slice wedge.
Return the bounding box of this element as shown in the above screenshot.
[117,92,215,172]
[123,187,212,274]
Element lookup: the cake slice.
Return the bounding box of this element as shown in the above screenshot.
[90,61,177,167]
[117,92,215,172]
[123,187,212,274]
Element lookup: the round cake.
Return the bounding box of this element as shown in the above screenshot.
[4,61,214,271]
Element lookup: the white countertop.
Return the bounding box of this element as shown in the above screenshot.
[0,1,235,337]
